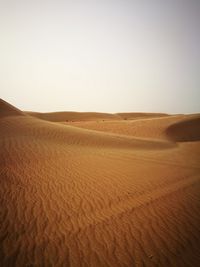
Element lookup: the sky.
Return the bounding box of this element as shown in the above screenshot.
[0,0,200,113]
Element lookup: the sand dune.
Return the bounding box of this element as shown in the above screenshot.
[0,99,200,267]
[64,114,199,141]
[166,115,200,142]
[116,112,168,120]
[0,98,24,118]
[26,111,122,122]
[26,111,167,122]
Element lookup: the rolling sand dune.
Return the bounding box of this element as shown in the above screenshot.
[64,114,200,141]
[0,99,200,267]
[166,116,200,142]
[26,111,167,122]
[116,112,168,120]
[26,111,122,122]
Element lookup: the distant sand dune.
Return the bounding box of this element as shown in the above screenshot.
[26,111,122,122]
[26,111,168,122]
[64,114,199,141]
[116,112,168,120]
[0,99,200,267]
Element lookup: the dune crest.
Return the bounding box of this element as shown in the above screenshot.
[0,99,24,118]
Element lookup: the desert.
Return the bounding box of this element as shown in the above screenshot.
[0,98,200,266]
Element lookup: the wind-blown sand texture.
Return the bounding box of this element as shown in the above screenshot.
[0,98,200,267]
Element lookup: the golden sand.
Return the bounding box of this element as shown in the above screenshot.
[0,99,200,266]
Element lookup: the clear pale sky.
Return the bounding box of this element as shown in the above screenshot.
[0,0,200,113]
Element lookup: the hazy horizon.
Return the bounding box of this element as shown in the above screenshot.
[0,0,200,114]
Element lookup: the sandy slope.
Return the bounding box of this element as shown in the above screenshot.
[64,114,200,140]
[0,99,200,267]
[0,99,24,118]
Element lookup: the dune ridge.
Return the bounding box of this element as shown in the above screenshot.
[0,99,24,118]
[26,111,168,122]
[0,99,200,267]
[64,113,200,142]
[26,111,122,122]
